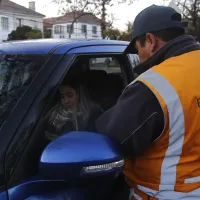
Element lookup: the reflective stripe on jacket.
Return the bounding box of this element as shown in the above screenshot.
[124,50,200,199]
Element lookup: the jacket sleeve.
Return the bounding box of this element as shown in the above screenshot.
[95,81,165,157]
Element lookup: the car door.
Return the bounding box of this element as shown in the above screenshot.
[1,45,134,200]
[0,53,73,200]
[0,54,55,200]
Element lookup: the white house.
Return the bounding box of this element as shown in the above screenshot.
[44,11,102,39]
[168,0,182,14]
[0,0,45,42]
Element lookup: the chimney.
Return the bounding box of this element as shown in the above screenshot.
[29,1,36,11]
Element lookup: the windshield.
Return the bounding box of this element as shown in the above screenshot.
[0,54,49,128]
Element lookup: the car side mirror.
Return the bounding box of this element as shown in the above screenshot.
[39,131,124,182]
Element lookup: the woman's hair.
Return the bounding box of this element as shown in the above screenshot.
[61,74,102,125]
[60,75,80,91]
[45,74,102,132]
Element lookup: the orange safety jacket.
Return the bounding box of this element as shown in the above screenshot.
[123,50,200,200]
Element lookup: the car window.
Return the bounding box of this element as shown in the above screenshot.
[0,54,49,128]
[89,56,121,73]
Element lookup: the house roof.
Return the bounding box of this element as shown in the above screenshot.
[44,11,101,29]
[43,17,58,29]
[0,0,45,17]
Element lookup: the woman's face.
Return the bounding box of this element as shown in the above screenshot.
[59,85,78,110]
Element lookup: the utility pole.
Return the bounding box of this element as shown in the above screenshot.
[74,0,77,39]
[74,0,76,39]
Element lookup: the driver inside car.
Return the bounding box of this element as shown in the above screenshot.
[25,75,103,200]
[44,74,103,141]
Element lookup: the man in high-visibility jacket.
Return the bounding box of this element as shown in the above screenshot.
[96,4,200,200]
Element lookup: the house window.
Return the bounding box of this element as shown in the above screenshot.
[67,24,74,33]
[60,26,65,34]
[34,21,37,29]
[54,25,61,34]
[81,24,87,34]
[92,26,97,34]
[54,25,65,34]
[1,17,9,31]
[16,18,22,27]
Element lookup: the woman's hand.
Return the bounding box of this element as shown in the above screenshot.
[45,131,59,141]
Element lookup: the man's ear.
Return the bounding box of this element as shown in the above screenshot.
[146,33,157,53]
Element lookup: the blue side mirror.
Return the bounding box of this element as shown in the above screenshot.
[39,131,124,181]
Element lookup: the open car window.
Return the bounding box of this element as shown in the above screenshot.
[0,54,49,128]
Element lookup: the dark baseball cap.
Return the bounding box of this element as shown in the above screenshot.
[124,5,184,54]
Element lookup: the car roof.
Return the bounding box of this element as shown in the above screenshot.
[0,39,129,55]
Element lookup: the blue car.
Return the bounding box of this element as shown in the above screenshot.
[0,39,137,200]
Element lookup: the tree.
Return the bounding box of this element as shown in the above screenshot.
[27,29,42,39]
[8,26,42,41]
[175,0,200,40]
[103,28,121,39]
[51,0,135,38]
[44,28,52,38]
[103,21,133,41]
[120,21,133,41]
[8,26,32,41]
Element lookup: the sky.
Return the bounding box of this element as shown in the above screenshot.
[12,0,169,31]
